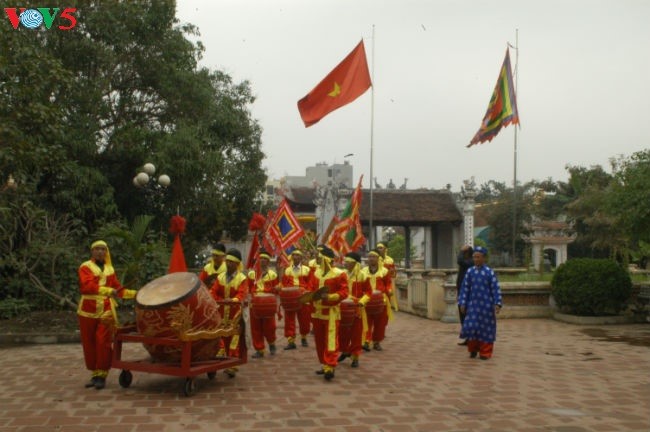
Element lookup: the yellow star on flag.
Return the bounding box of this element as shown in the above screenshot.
[327,82,341,97]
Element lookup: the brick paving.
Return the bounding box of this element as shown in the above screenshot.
[1,313,649,431]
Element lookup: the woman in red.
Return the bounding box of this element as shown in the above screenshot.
[77,240,136,390]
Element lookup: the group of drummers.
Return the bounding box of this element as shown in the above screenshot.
[199,242,398,381]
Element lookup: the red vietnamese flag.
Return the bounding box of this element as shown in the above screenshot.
[298,40,372,127]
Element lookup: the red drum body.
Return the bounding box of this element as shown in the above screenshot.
[251,293,277,319]
[135,272,221,363]
[365,291,385,316]
[339,299,357,326]
[279,287,303,312]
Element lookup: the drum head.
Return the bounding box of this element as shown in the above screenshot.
[136,272,202,309]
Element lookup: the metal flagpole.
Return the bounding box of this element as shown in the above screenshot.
[511,29,519,265]
[369,24,376,246]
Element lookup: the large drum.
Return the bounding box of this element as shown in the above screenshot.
[365,291,386,316]
[136,272,221,363]
[339,299,357,327]
[279,287,303,312]
[251,293,277,319]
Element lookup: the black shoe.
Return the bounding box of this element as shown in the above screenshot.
[84,377,98,388]
[373,343,383,351]
[284,342,297,350]
[224,368,236,378]
[479,356,489,360]
[324,370,335,381]
[362,343,371,352]
[457,340,468,346]
[251,351,264,359]
[470,351,478,358]
[337,353,349,362]
[269,345,276,355]
[301,338,308,347]
[94,377,106,390]
[351,359,359,368]
[315,369,325,375]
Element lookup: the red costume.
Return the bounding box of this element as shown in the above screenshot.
[77,240,135,389]
[361,259,393,349]
[210,267,248,360]
[281,258,313,348]
[248,266,279,356]
[308,249,348,380]
[339,257,372,365]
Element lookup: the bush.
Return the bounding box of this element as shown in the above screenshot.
[551,258,632,316]
[0,297,31,319]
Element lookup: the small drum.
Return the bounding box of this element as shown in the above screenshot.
[339,299,357,327]
[251,293,277,319]
[279,287,303,312]
[365,291,385,316]
[136,272,221,363]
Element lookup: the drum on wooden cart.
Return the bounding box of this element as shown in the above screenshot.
[112,272,247,396]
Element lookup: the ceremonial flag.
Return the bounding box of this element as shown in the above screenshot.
[297,40,372,127]
[468,48,519,147]
[268,199,305,251]
[326,175,365,255]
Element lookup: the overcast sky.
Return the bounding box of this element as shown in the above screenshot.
[176,0,650,191]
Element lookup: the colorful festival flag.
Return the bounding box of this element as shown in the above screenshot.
[297,40,372,127]
[326,175,365,255]
[468,48,519,147]
[268,199,305,252]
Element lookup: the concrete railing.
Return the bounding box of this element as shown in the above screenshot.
[395,268,553,322]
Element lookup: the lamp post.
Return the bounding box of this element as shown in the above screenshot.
[133,163,171,215]
[384,226,396,243]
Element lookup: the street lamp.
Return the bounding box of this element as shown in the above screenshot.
[133,163,171,215]
[133,163,171,189]
[384,227,396,242]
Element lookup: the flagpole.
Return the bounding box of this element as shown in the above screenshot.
[369,24,376,247]
[511,29,519,266]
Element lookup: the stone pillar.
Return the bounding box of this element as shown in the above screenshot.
[462,177,477,247]
[441,276,460,323]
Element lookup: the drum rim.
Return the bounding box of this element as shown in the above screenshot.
[135,276,202,310]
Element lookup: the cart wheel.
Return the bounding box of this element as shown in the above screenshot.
[207,372,216,380]
[119,370,133,388]
[183,378,196,397]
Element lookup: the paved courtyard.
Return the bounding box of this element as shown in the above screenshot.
[1,313,649,432]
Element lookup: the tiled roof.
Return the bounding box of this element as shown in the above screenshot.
[359,189,462,225]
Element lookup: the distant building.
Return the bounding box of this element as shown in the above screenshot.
[284,161,353,189]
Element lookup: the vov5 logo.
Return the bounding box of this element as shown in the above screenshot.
[4,7,77,30]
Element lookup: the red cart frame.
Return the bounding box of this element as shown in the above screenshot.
[112,304,247,396]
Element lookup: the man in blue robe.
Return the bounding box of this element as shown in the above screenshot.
[458,246,503,360]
